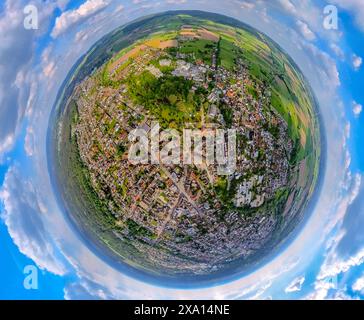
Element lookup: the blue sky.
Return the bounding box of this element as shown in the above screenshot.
[0,0,364,300]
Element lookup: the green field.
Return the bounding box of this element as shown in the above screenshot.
[180,39,216,65]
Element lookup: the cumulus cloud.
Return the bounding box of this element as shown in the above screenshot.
[319,247,364,281]
[352,275,364,293]
[0,167,67,275]
[51,0,110,38]
[285,276,305,293]
[296,20,316,41]
[352,101,362,117]
[352,54,362,71]
[309,175,363,299]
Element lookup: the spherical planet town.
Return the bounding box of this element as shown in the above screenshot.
[50,11,321,284]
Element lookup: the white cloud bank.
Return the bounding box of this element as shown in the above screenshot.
[352,274,364,293]
[51,0,110,38]
[0,167,67,276]
[308,175,362,300]
[0,0,72,161]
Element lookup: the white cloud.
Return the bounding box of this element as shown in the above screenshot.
[75,30,89,42]
[301,42,341,90]
[64,280,112,300]
[309,175,362,299]
[313,247,364,299]
[330,43,345,60]
[132,0,143,3]
[352,101,362,117]
[276,0,335,43]
[240,1,255,10]
[0,167,67,276]
[296,20,316,41]
[352,275,364,293]
[285,276,305,293]
[24,126,34,156]
[0,0,70,161]
[333,290,357,300]
[309,278,337,300]
[318,248,364,281]
[165,0,187,4]
[0,1,35,161]
[331,0,364,32]
[0,134,15,162]
[41,46,57,79]
[277,0,297,14]
[51,0,110,38]
[115,4,125,13]
[352,54,362,71]
[43,62,57,78]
